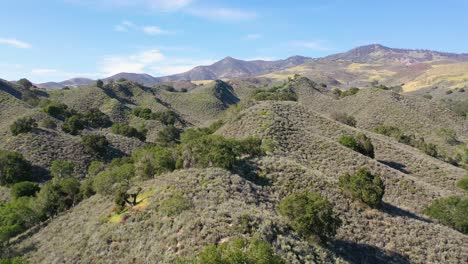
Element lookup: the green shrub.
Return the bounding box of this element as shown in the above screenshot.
[153,111,178,125]
[423,196,467,234]
[195,237,284,264]
[339,134,375,158]
[457,178,468,192]
[93,163,135,195]
[82,108,112,128]
[132,107,153,120]
[87,161,105,176]
[423,94,433,100]
[133,146,176,179]
[50,160,75,178]
[158,193,191,216]
[340,87,359,97]
[10,117,37,135]
[373,124,403,138]
[0,197,40,243]
[61,115,84,135]
[157,125,180,144]
[42,102,70,120]
[178,133,260,170]
[339,168,385,208]
[40,118,57,129]
[36,177,81,217]
[0,150,32,185]
[96,79,104,88]
[278,191,341,241]
[253,84,297,101]
[81,134,109,156]
[180,88,188,93]
[11,181,40,198]
[111,124,146,141]
[80,177,96,198]
[331,112,356,127]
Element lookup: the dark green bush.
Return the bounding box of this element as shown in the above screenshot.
[36,177,81,217]
[132,107,153,120]
[81,134,109,156]
[96,79,104,88]
[0,257,26,264]
[61,115,84,135]
[133,146,176,179]
[11,181,40,198]
[153,111,178,125]
[0,197,40,243]
[278,191,341,242]
[82,108,112,128]
[92,163,135,195]
[50,160,75,178]
[373,124,403,138]
[157,125,180,144]
[10,117,37,136]
[178,132,262,170]
[111,124,146,141]
[0,150,32,185]
[340,87,359,97]
[339,134,375,158]
[253,87,297,101]
[423,196,467,234]
[339,168,385,208]
[40,118,57,129]
[195,237,284,264]
[438,128,458,145]
[42,102,70,120]
[331,112,356,127]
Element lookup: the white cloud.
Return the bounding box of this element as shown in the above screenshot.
[31,69,58,75]
[290,41,330,51]
[188,7,257,21]
[142,26,170,35]
[68,0,192,11]
[245,34,261,41]
[150,58,215,75]
[0,38,32,49]
[100,49,165,75]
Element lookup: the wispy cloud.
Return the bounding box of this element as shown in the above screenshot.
[142,26,170,35]
[114,20,171,35]
[31,69,58,75]
[0,38,32,49]
[290,40,331,51]
[68,0,193,11]
[245,34,262,41]
[100,49,165,75]
[187,7,257,21]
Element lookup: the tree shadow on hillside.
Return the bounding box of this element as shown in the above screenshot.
[103,145,127,162]
[32,165,51,183]
[233,160,271,186]
[378,160,410,174]
[329,240,410,264]
[382,203,431,223]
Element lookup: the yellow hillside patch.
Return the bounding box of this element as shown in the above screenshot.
[260,65,310,80]
[108,188,154,223]
[192,80,215,85]
[346,63,396,79]
[403,62,468,92]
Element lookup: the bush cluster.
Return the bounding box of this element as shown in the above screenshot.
[253,84,297,101]
[10,117,37,136]
[132,107,179,125]
[0,150,32,186]
[423,196,467,234]
[338,168,385,208]
[194,237,284,264]
[81,134,109,156]
[111,124,146,141]
[278,191,341,242]
[339,133,375,158]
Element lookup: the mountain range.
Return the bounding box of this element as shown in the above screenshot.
[36,44,468,93]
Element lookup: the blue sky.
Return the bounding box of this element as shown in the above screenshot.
[1,0,468,83]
